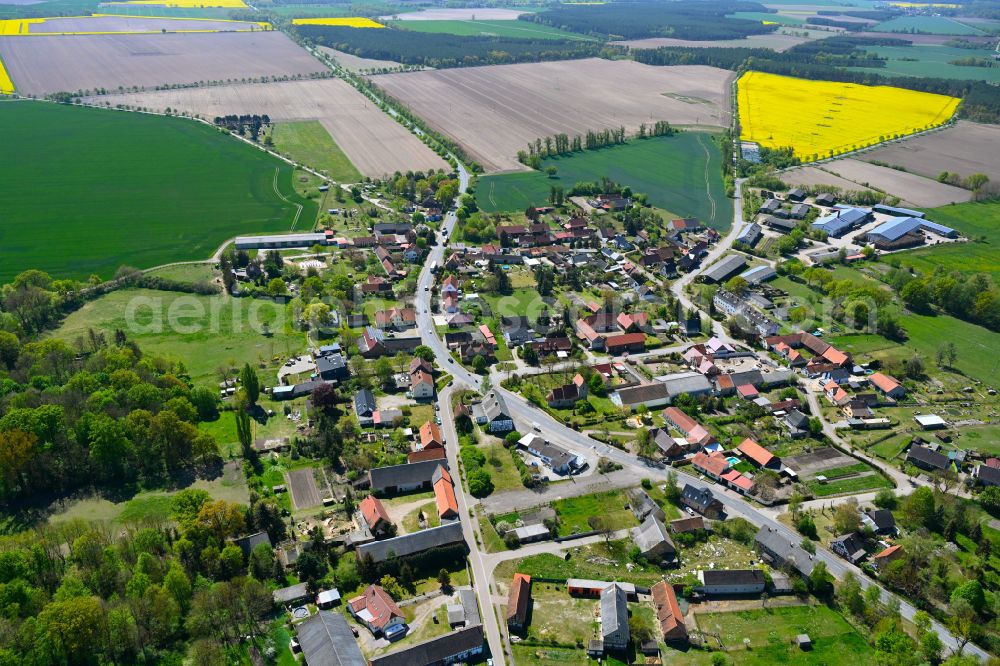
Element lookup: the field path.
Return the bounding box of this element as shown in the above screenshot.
[272,167,304,230]
[696,132,717,223]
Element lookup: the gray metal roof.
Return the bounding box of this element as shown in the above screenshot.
[754,525,816,576]
[631,515,675,557]
[297,611,366,666]
[370,625,483,666]
[662,372,713,397]
[600,584,630,642]
[273,582,309,605]
[369,459,447,492]
[357,522,465,563]
[702,254,748,283]
[459,588,481,627]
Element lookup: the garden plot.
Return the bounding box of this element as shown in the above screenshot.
[372,58,732,171]
[0,31,325,96]
[85,78,449,178]
[286,467,324,510]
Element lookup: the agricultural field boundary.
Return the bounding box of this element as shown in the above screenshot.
[0,15,271,35]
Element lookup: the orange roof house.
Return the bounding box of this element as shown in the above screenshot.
[419,421,444,450]
[691,451,730,479]
[432,465,458,520]
[737,438,778,468]
[348,585,404,633]
[651,581,687,643]
[359,495,391,534]
[506,574,532,631]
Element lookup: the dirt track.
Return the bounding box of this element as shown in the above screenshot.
[84,79,449,178]
[372,58,733,171]
[0,31,325,96]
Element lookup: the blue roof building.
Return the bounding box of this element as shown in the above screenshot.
[865,216,957,248]
[739,265,777,285]
[872,204,925,219]
[812,207,871,237]
[735,223,762,248]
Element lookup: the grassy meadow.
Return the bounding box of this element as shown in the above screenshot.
[271,120,362,183]
[476,132,733,229]
[0,101,315,282]
[873,14,987,34]
[893,201,1000,285]
[851,44,1000,83]
[51,288,308,385]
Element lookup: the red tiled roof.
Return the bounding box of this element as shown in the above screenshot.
[870,372,901,394]
[349,585,403,629]
[408,448,446,464]
[738,438,776,467]
[360,495,390,530]
[692,451,729,477]
[663,406,698,434]
[874,544,902,560]
[419,421,443,449]
[434,470,458,519]
[651,581,687,641]
[507,574,531,624]
[722,470,754,491]
[737,384,759,398]
[822,346,849,366]
[605,332,646,349]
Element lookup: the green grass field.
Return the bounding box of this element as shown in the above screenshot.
[727,11,804,24]
[672,605,874,665]
[270,120,362,183]
[51,288,308,385]
[894,201,1000,285]
[873,15,985,34]
[0,101,315,282]
[476,133,733,229]
[551,489,638,536]
[388,18,593,40]
[851,44,1000,83]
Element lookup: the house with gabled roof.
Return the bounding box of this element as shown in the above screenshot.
[681,484,724,518]
[546,373,587,408]
[358,495,392,536]
[872,544,904,572]
[869,372,905,399]
[906,444,949,472]
[432,465,459,520]
[651,581,687,643]
[506,574,532,632]
[418,421,443,451]
[738,438,780,469]
[348,585,405,637]
[296,611,366,666]
[600,584,630,651]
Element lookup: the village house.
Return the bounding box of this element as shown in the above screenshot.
[368,459,447,494]
[296,611,366,666]
[354,389,377,426]
[869,372,906,400]
[906,444,950,472]
[670,516,706,534]
[432,465,459,521]
[348,585,406,639]
[417,421,443,451]
[737,438,781,470]
[681,485,724,518]
[546,373,588,408]
[356,522,465,564]
[873,544,904,572]
[631,514,676,563]
[358,495,392,537]
[472,392,514,433]
[506,574,532,633]
[410,369,435,400]
[374,307,417,331]
[651,581,688,644]
[831,532,867,565]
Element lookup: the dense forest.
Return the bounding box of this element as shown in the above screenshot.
[524,1,778,41]
[295,25,608,68]
[633,35,1000,123]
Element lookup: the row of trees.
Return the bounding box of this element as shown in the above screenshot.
[213,114,270,141]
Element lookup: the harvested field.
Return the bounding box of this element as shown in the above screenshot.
[85,79,449,177]
[287,467,323,510]
[780,165,870,193]
[25,15,268,33]
[862,121,1000,186]
[319,46,406,72]
[384,8,529,21]
[780,161,968,207]
[372,58,732,171]
[0,31,325,96]
[814,158,969,207]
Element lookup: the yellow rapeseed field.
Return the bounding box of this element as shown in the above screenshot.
[106,0,248,8]
[737,71,960,161]
[0,18,44,35]
[291,17,385,28]
[0,58,14,94]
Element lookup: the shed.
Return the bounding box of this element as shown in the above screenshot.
[797,634,812,650]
